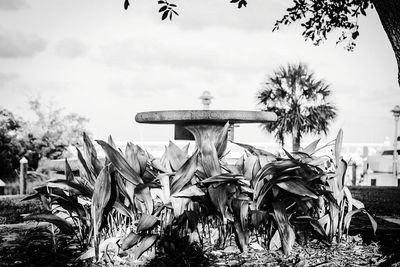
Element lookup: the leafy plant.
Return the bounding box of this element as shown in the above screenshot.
[23,127,377,263]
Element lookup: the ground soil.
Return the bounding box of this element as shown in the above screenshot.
[1,196,400,266]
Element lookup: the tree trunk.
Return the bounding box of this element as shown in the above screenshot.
[372,0,400,87]
[292,126,301,152]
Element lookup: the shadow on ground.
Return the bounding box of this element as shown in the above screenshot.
[350,216,400,267]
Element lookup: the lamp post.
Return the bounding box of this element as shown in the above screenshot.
[391,105,400,182]
[199,90,213,110]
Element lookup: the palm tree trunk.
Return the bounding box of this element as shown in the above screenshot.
[372,0,400,88]
[292,126,300,152]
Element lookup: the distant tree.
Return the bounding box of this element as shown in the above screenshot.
[257,63,337,152]
[0,108,23,181]
[19,98,89,170]
[123,0,400,87]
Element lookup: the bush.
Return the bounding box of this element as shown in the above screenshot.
[23,128,377,264]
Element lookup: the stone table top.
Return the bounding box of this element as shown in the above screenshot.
[135,110,277,124]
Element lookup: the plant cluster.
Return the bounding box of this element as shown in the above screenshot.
[23,125,376,264]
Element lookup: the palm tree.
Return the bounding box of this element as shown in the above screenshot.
[257,63,337,152]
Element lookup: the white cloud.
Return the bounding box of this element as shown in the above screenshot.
[0,72,18,87]
[0,0,28,11]
[55,39,87,59]
[0,29,46,58]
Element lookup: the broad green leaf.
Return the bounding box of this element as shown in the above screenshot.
[65,158,74,182]
[52,195,86,218]
[208,183,232,222]
[79,237,119,260]
[269,230,281,251]
[232,198,249,233]
[83,132,102,176]
[21,192,41,201]
[276,180,318,199]
[151,158,169,173]
[181,143,190,155]
[133,234,158,260]
[201,173,247,185]
[121,232,141,250]
[166,141,187,171]
[91,166,112,259]
[318,214,331,236]
[302,138,321,155]
[344,208,377,234]
[272,202,295,255]
[235,155,245,175]
[47,179,92,197]
[252,158,261,179]
[343,186,353,212]
[113,200,135,219]
[352,198,365,209]
[233,220,249,252]
[249,210,268,228]
[232,141,276,157]
[24,213,74,235]
[172,185,204,198]
[126,142,148,176]
[125,142,141,175]
[200,138,221,177]
[170,151,198,195]
[137,214,158,232]
[76,147,95,185]
[185,125,221,177]
[170,196,190,217]
[215,122,230,158]
[115,172,134,207]
[108,135,118,149]
[309,219,328,239]
[97,140,143,185]
[135,185,154,215]
[336,159,347,191]
[335,129,343,164]
[154,173,170,204]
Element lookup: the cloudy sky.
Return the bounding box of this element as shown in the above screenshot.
[0,0,399,145]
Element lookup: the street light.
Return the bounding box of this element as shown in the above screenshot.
[199,90,213,110]
[391,105,400,182]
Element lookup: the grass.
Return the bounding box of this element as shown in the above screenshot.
[0,195,45,224]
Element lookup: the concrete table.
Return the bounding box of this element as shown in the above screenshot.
[135,110,277,141]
